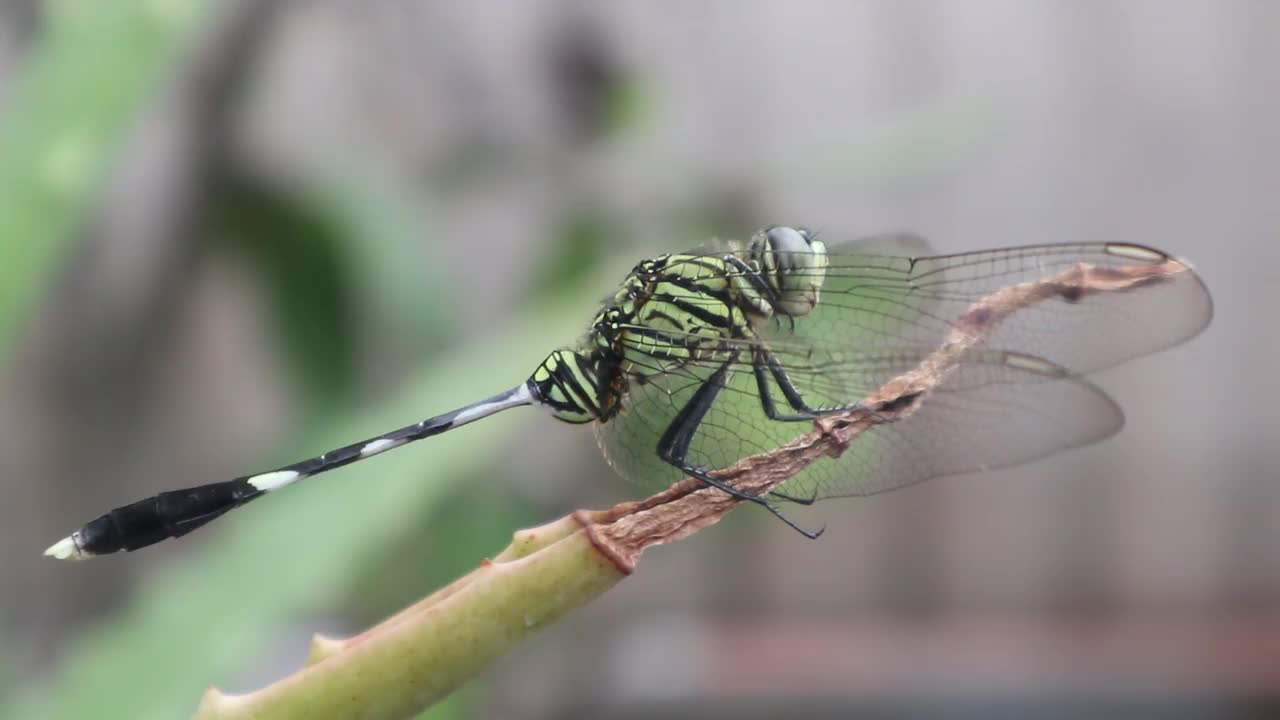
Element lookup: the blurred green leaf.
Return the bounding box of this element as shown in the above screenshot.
[0,0,215,365]
[213,178,362,413]
[0,628,15,707]
[527,208,616,302]
[211,172,452,415]
[599,77,649,139]
[318,175,453,356]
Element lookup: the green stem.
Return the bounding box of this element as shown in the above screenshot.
[192,517,625,720]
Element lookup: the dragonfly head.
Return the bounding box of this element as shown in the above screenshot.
[750,226,829,317]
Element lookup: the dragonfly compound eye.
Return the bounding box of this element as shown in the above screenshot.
[755,226,829,317]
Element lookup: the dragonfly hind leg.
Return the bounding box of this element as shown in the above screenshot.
[656,358,825,539]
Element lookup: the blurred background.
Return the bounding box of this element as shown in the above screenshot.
[0,1,1276,718]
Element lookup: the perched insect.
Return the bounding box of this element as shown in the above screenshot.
[45,227,1211,560]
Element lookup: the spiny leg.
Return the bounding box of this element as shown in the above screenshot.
[656,358,823,539]
[756,346,878,419]
[750,346,896,505]
[749,350,823,505]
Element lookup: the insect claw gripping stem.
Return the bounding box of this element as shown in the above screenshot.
[681,463,826,539]
[757,495,825,539]
[768,489,819,506]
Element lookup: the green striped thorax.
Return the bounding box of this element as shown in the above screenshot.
[527,226,829,425]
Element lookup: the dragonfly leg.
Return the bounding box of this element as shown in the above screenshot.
[656,357,824,539]
[756,347,880,419]
[682,463,825,539]
[751,359,819,422]
[768,488,819,505]
[748,351,835,505]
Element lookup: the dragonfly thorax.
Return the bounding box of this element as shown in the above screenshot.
[526,226,833,427]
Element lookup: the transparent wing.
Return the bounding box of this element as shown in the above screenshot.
[595,349,1123,498]
[594,237,1211,499]
[808,240,1211,380]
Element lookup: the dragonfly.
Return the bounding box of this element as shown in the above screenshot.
[44,226,1212,560]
